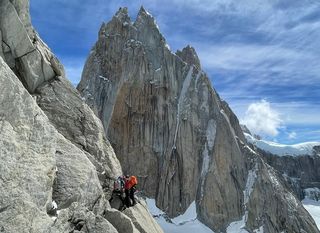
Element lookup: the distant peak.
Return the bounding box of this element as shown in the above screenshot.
[134,6,162,35]
[138,6,151,18]
[114,7,130,22]
[176,45,201,69]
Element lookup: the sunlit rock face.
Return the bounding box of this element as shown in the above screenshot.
[0,2,163,233]
[79,7,319,232]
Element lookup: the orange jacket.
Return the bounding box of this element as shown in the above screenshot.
[126,176,138,189]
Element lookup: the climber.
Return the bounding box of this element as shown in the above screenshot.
[124,175,131,207]
[129,175,138,206]
[109,175,126,209]
[124,175,138,207]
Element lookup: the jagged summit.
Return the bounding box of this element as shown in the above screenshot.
[176,45,201,69]
[78,6,320,233]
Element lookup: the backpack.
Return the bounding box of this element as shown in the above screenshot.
[114,176,124,191]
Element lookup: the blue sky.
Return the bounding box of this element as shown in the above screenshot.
[30,0,320,144]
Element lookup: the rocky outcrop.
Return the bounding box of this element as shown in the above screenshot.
[78,7,319,232]
[242,143,318,232]
[0,56,55,233]
[35,76,122,194]
[0,0,63,93]
[0,56,104,232]
[176,45,201,69]
[0,2,164,233]
[260,150,320,200]
[122,200,164,233]
[242,127,320,201]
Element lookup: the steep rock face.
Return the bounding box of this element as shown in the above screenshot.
[78,7,319,232]
[78,8,247,230]
[261,150,320,200]
[242,144,318,232]
[35,76,122,193]
[0,2,164,233]
[0,56,55,233]
[176,45,201,69]
[243,128,320,200]
[0,56,103,232]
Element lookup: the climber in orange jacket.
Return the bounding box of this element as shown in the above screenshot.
[124,175,138,207]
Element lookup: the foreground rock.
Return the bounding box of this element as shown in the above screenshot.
[0,56,55,233]
[35,76,122,194]
[0,2,164,233]
[0,0,63,93]
[79,7,319,232]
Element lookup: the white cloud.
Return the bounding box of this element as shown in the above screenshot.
[241,100,282,137]
[288,131,297,139]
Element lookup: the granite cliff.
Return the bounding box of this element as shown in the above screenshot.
[78,7,319,232]
[0,1,162,233]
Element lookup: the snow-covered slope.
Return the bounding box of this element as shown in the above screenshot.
[146,199,214,233]
[146,199,265,233]
[245,133,320,156]
[303,199,320,229]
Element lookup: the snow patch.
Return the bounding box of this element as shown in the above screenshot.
[155,67,162,72]
[226,215,249,233]
[206,119,216,151]
[199,119,216,201]
[200,145,210,200]
[172,202,197,225]
[267,169,281,188]
[146,199,214,233]
[253,226,264,233]
[194,71,202,91]
[302,197,320,229]
[245,133,320,156]
[99,75,110,82]
[173,67,194,149]
[244,164,258,205]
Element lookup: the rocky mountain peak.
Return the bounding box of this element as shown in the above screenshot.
[134,6,163,39]
[115,7,130,23]
[136,6,155,24]
[79,6,320,233]
[176,45,201,69]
